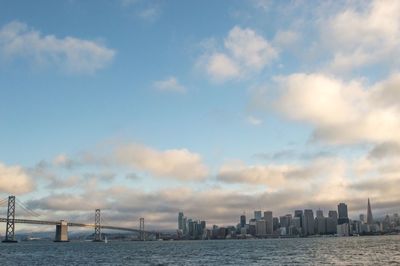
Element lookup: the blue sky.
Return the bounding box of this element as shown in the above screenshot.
[1,0,400,229]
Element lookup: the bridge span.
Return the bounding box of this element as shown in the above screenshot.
[0,196,155,242]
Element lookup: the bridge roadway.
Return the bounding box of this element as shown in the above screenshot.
[0,218,157,234]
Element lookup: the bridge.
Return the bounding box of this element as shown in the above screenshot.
[0,195,155,242]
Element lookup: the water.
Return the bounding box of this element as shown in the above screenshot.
[1,235,399,265]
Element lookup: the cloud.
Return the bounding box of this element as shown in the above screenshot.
[199,26,278,82]
[153,76,186,93]
[368,142,400,160]
[115,143,209,181]
[0,21,115,73]
[271,72,400,145]
[323,0,400,71]
[0,162,35,195]
[247,115,262,126]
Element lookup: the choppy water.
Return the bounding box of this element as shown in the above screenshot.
[1,235,399,265]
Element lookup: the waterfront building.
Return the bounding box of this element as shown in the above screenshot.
[290,217,301,235]
[326,216,337,234]
[183,217,188,235]
[303,209,315,236]
[337,223,349,236]
[367,198,374,225]
[316,209,323,218]
[264,211,273,234]
[338,203,349,225]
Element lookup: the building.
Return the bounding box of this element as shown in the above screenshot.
[337,223,349,236]
[359,214,365,223]
[273,217,279,231]
[256,219,267,236]
[315,210,326,235]
[303,209,315,236]
[326,211,337,235]
[337,203,349,225]
[264,211,273,234]
[254,211,262,221]
[294,210,303,228]
[367,198,374,225]
[240,214,246,228]
[178,212,184,231]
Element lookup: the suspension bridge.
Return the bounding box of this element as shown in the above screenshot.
[0,195,154,243]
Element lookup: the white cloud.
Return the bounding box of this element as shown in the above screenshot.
[0,21,115,73]
[274,72,400,145]
[0,162,35,194]
[247,115,263,126]
[199,26,278,82]
[323,0,400,71]
[115,143,209,181]
[153,76,186,93]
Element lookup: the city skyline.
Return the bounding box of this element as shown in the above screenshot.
[1,0,400,230]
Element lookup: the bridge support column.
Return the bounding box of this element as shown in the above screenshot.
[54,220,69,242]
[139,217,145,241]
[93,209,102,242]
[2,195,17,243]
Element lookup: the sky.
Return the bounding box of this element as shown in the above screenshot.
[1,0,400,231]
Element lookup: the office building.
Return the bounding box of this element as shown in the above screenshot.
[256,219,267,236]
[240,214,246,228]
[303,209,315,236]
[254,211,262,221]
[178,212,184,230]
[337,203,349,225]
[264,211,273,234]
[294,210,303,227]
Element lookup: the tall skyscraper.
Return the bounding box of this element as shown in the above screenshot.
[316,209,323,218]
[240,214,246,228]
[255,219,267,236]
[303,209,315,236]
[178,212,184,230]
[294,210,303,227]
[326,210,338,234]
[367,198,374,224]
[337,203,349,225]
[359,214,365,223]
[264,211,273,234]
[254,211,262,221]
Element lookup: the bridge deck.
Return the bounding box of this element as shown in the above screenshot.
[0,218,157,234]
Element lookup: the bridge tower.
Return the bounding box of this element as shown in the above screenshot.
[139,217,145,241]
[93,209,102,242]
[2,195,17,243]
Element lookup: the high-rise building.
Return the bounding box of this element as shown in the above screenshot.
[178,212,184,230]
[303,209,315,236]
[367,198,374,225]
[240,214,246,228]
[337,203,349,225]
[294,210,303,227]
[359,214,365,223]
[326,210,338,234]
[273,217,279,231]
[256,219,267,236]
[264,211,273,234]
[183,217,188,235]
[254,211,262,221]
[316,209,323,218]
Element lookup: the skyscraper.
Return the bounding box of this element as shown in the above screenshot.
[294,210,303,227]
[326,210,338,234]
[254,211,262,221]
[178,212,184,230]
[303,209,315,236]
[240,214,246,228]
[337,203,349,225]
[367,198,374,224]
[264,211,273,234]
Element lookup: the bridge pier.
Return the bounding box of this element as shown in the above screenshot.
[93,209,102,242]
[54,220,69,242]
[2,195,17,243]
